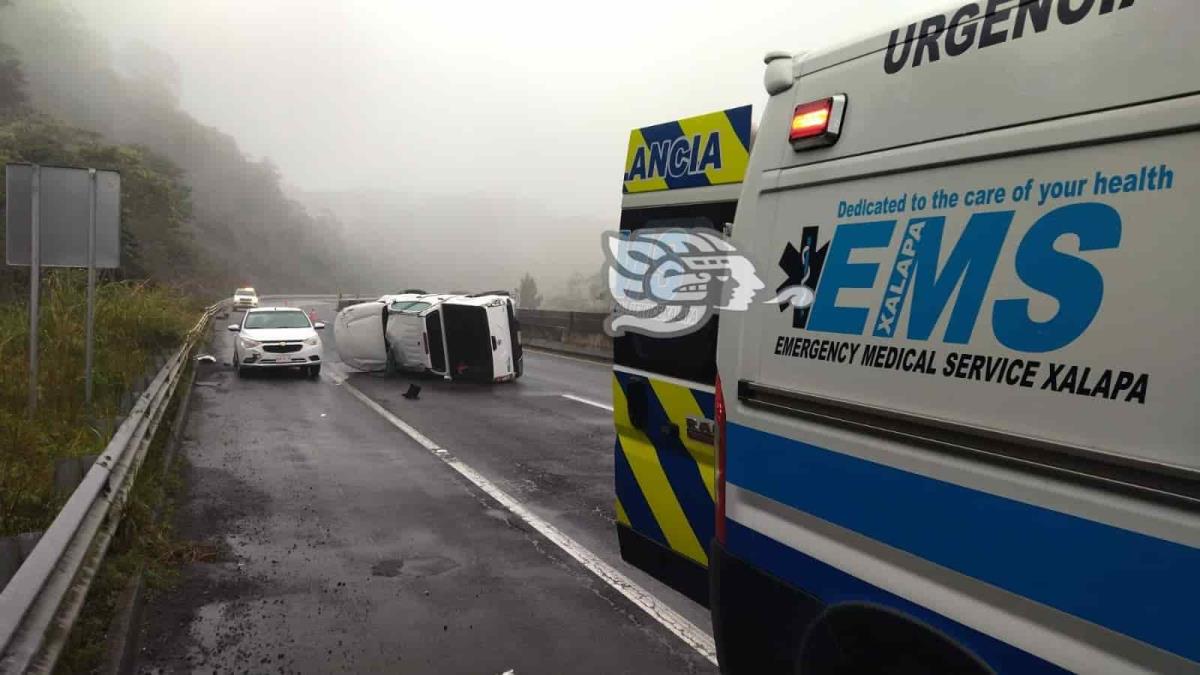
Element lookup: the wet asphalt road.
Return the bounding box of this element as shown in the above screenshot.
[135,300,716,674]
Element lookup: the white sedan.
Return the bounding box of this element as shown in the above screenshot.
[232,287,259,310]
[230,307,325,378]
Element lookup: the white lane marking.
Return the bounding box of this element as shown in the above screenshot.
[339,380,717,665]
[561,393,613,412]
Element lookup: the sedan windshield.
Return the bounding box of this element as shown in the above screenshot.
[243,311,310,330]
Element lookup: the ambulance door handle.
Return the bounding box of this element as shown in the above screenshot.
[686,416,715,445]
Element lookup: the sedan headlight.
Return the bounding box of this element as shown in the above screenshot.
[240,337,262,348]
[304,336,319,346]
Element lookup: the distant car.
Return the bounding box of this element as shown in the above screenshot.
[229,307,325,378]
[232,287,259,310]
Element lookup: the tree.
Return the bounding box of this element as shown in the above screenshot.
[0,43,27,111]
[518,272,542,309]
[543,264,609,312]
[586,262,609,309]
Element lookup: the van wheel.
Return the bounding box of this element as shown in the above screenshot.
[308,365,321,379]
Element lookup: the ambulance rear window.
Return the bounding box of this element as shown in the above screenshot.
[613,201,736,384]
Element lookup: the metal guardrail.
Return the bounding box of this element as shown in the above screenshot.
[0,302,223,674]
[516,309,611,360]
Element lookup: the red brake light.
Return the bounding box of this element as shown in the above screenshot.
[790,99,831,139]
[789,94,847,151]
[714,372,728,544]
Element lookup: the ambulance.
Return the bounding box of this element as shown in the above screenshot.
[335,292,523,382]
[709,1,1199,673]
[612,105,752,604]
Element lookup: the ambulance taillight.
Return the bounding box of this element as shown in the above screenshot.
[789,94,847,151]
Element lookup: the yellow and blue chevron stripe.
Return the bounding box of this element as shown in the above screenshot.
[613,371,716,566]
[622,105,752,194]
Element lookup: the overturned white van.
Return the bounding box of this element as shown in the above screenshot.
[335,292,524,382]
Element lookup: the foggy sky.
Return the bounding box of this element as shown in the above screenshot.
[64,0,938,297]
[71,0,935,204]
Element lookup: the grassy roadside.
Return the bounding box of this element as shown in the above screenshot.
[54,364,212,674]
[0,270,209,673]
[0,270,201,538]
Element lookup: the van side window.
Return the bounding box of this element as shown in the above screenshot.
[613,201,736,384]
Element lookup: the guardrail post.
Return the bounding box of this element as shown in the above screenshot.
[54,456,98,496]
[0,532,43,594]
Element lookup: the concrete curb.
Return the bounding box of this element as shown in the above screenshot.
[99,355,199,675]
[99,571,144,675]
[523,339,611,363]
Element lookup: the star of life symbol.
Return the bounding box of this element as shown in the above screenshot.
[602,228,817,338]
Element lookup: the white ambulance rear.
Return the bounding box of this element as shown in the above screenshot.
[712,2,1199,673]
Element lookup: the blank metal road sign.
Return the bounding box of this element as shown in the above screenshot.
[5,164,121,268]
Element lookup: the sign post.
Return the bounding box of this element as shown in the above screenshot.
[5,164,121,416]
[28,165,41,417]
[85,169,97,406]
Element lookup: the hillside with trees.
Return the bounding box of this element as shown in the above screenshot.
[0,0,363,298]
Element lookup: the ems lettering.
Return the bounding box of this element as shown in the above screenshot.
[806,202,1120,353]
[806,220,895,335]
[906,211,1011,344]
[872,218,923,339]
[883,0,1138,74]
[624,132,723,182]
[992,202,1121,352]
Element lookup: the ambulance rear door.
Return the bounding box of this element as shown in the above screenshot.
[612,105,751,606]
